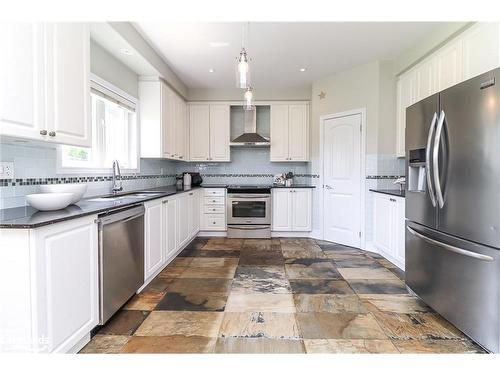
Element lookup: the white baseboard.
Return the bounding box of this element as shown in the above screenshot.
[198,231,227,237]
[364,241,378,253]
[68,333,90,354]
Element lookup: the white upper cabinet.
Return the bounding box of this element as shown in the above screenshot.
[270,103,309,162]
[0,23,45,140]
[0,23,91,147]
[462,23,500,80]
[396,71,416,157]
[270,105,289,161]
[209,104,230,161]
[188,103,230,162]
[189,104,210,161]
[140,80,188,161]
[395,22,500,157]
[435,38,463,92]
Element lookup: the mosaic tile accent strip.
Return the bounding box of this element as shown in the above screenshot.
[0,174,177,187]
[365,175,404,180]
[0,173,319,187]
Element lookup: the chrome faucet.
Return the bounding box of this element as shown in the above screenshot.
[111,160,123,195]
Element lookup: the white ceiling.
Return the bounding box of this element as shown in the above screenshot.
[134,22,442,89]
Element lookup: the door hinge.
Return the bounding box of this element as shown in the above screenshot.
[359,231,361,238]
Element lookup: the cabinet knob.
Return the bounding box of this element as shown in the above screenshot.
[212,221,216,224]
[48,131,56,137]
[39,129,47,136]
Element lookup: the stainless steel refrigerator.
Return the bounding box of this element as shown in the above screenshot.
[405,67,500,353]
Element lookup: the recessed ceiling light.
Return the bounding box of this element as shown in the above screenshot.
[300,68,307,72]
[120,48,134,56]
[208,68,215,73]
[210,41,230,48]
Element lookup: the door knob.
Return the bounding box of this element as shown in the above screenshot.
[325,185,333,189]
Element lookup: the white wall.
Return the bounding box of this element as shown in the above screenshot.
[90,40,139,97]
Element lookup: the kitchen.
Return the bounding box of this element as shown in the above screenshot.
[1,6,500,367]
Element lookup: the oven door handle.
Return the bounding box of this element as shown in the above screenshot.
[229,195,271,199]
[228,225,271,230]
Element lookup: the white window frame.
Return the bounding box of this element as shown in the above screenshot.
[57,74,141,174]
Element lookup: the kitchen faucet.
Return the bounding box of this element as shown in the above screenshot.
[112,160,123,194]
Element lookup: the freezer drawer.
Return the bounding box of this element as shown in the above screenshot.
[405,221,500,353]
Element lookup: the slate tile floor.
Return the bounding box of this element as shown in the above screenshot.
[81,237,485,354]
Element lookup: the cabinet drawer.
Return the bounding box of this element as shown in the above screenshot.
[204,196,225,205]
[202,214,226,230]
[204,188,225,197]
[204,205,225,214]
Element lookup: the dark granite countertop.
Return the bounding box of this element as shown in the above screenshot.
[272,184,316,188]
[200,184,229,188]
[370,189,405,198]
[0,185,202,229]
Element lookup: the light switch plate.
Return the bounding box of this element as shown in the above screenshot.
[0,162,15,179]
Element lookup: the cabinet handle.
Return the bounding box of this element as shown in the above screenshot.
[189,193,193,196]
[48,131,56,137]
[390,198,396,202]
[179,156,184,159]
[39,129,47,136]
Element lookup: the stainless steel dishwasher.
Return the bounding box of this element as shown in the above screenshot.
[98,204,145,324]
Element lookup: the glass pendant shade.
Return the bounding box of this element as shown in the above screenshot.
[236,48,250,88]
[243,87,254,110]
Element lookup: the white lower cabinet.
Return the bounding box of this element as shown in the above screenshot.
[144,199,165,279]
[144,190,202,282]
[200,188,226,231]
[372,192,405,268]
[0,216,98,353]
[272,188,312,232]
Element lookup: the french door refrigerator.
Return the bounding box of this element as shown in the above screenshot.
[405,67,500,353]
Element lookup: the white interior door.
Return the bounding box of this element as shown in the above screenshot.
[323,113,361,247]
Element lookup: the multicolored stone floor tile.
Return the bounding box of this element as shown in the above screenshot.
[81,237,485,354]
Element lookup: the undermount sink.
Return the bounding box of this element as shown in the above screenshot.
[87,191,162,202]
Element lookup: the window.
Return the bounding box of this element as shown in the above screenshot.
[59,76,138,172]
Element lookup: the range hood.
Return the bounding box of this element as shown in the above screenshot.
[230,107,270,147]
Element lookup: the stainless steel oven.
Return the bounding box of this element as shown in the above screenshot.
[226,185,272,238]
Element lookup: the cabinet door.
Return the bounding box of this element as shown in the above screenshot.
[415,59,438,102]
[209,104,230,161]
[436,38,463,92]
[0,23,45,140]
[462,23,500,81]
[288,104,309,161]
[177,194,190,248]
[176,95,188,161]
[393,197,406,267]
[396,71,416,157]
[139,81,162,158]
[163,197,178,259]
[189,104,210,161]
[373,194,393,255]
[270,105,289,161]
[272,189,292,231]
[145,199,164,279]
[192,190,200,235]
[33,216,98,353]
[292,189,312,231]
[45,23,91,147]
[162,83,176,158]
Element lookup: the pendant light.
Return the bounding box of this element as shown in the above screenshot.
[244,87,254,110]
[236,23,251,88]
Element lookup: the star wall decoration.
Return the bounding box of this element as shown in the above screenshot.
[318,91,326,99]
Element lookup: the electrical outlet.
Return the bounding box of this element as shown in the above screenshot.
[0,162,15,179]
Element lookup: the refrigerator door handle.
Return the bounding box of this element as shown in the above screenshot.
[406,225,494,262]
[425,112,438,207]
[433,110,446,208]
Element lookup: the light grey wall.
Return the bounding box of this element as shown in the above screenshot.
[110,22,188,99]
[188,86,312,101]
[90,40,139,97]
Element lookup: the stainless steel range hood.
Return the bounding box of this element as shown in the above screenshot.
[230,107,270,147]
